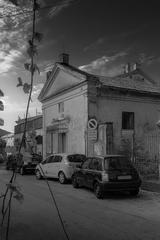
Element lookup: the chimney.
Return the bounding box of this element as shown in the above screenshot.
[59,53,69,65]
[124,63,131,74]
[133,62,140,71]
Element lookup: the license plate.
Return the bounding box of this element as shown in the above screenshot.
[118,175,132,180]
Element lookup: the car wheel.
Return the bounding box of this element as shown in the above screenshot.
[35,170,42,180]
[94,182,104,199]
[20,167,25,175]
[130,188,139,196]
[58,172,66,184]
[72,176,79,188]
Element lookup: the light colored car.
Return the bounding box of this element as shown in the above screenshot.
[35,153,86,184]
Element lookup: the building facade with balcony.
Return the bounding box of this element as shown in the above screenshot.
[0,90,4,126]
[1,133,14,154]
[14,115,43,155]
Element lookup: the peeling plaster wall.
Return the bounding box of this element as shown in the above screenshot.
[97,95,160,145]
[87,84,160,156]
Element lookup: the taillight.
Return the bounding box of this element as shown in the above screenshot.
[102,171,109,182]
[65,161,72,166]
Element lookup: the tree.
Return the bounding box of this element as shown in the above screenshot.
[1,1,42,239]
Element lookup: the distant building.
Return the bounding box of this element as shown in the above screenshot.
[38,54,160,179]
[14,115,43,155]
[0,129,11,137]
[1,133,14,154]
[0,90,4,126]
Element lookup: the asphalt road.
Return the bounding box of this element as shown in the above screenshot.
[1,169,160,240]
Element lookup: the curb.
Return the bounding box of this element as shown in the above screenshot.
[141,181,160,193]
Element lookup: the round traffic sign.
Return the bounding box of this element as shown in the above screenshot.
[88,118,97,130]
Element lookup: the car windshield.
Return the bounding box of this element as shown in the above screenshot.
[32,154,42,162]
[67,154,86,163]
[104,156,133,170]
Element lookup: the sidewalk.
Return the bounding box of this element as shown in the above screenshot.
[142,178,160,193]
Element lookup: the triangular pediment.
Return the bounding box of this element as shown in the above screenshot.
[38,64,87,101]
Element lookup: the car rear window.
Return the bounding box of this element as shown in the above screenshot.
[67,154,86,163]
[104,156,133,170]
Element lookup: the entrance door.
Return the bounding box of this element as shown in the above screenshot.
[58,133,67,153]
[97,122,113,155]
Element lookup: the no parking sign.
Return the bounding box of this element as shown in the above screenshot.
[88,118,97,130]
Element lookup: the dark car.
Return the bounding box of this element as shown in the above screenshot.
[0,153,4,163]
[18,153,42,175]
[6,154,17,170]
[72,155,141,199]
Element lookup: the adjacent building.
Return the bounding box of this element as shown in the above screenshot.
[0,90,4,126]
[1,133,14,154]
[38,54,160,178]
[14,115,43,155]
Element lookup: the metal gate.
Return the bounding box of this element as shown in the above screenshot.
[135,132,160,179]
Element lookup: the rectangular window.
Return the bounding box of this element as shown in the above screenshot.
[122,112,134,130]
[58,102,64,113]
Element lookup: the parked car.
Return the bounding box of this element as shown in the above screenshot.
[6,154,17,170]
[72,155,142,199]
[6,152,42,174]
[17,152,42,175]
[35,153,86,183]
[0,153,4,163]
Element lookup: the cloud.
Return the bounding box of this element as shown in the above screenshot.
[84,37,105,52]
[48,0,76,18]
[2,93,42,115]
[32,83,44,99]
[104,64,124,77]
[0,0,32,74]
[38,59,55,73]
[137,53,158,65]
[0,49,23,74]
[2,95,27,113]
[79,51,128,76]
[0,0,72,75]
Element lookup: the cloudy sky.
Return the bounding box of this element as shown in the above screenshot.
[0,0,160,132]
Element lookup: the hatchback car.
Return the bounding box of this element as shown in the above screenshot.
[35,153,86,183]
[72,155,141,199]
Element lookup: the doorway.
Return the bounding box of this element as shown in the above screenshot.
[58,133,67,153]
